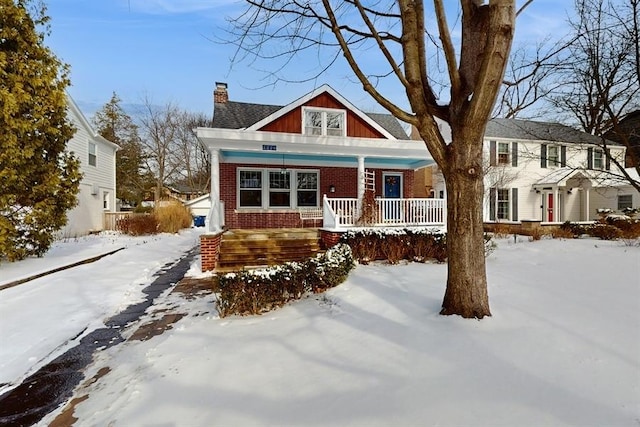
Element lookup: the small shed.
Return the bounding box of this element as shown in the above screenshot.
[185,193,211,218]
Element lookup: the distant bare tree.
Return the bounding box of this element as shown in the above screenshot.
[172,112,212,196]
[138,97,182,203]
[551,0,640,190]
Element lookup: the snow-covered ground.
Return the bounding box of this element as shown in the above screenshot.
[1,231,639,426]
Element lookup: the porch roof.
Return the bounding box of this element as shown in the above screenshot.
[533,167,638,188]
[197,127,434,170]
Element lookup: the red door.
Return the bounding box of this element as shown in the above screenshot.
[547,194,554,222]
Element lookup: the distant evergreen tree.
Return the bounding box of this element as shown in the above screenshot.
[93,92,150,207]
[0,0,81,261]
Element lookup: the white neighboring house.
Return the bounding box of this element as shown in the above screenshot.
[59,95,119,237]
[430,119,639,223]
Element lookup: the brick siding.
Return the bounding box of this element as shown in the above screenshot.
[200,231,224,272]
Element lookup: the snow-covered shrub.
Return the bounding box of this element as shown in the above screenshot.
[215,243,355,317]
[589,224,622,240]
[340,228,447,264]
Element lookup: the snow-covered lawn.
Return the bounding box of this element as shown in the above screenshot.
[1,232,639,426]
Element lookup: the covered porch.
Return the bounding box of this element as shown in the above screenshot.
[197,126,446,232]
[533,168,597,223]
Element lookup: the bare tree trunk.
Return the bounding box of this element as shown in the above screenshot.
[440,131,490,318]
[440,126,491,319]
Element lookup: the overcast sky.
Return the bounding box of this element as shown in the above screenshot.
[44,0,572,119]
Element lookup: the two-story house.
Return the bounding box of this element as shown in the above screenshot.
[59,95,119,237]
[430,118,639,223]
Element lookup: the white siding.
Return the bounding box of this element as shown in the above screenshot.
[58,96,118,237]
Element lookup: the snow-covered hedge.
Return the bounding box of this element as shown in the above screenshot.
[339,227,447,264]
[216,243,355,317]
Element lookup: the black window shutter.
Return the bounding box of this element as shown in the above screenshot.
[489,188,497,221]
[512,142,518,167]
[606,149,611,170]
[511,188,518,221]
[587,147,593,169]
[541,144,547,168]
[560,145,567,167]
[489,140,496,166]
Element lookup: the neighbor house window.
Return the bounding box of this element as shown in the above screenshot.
[103,192,109,210]
[547,145,559,167]
[618,194,633,210]
[497,142,510,165]
[593,149,604,169]
[238,169,320,209]
[497,189,510,220]
[239,170,262,207]
[303,108,345,136]
[88,142,97,166]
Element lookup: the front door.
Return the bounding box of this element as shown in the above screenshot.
[383,173,402,222]
[547,193,554,222]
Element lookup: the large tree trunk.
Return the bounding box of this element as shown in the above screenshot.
[440,130,491,319]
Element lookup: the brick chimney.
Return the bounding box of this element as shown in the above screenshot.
[214,82,228,104]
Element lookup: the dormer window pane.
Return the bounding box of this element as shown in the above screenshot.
[326,112,344,136]
[305,111,323,135]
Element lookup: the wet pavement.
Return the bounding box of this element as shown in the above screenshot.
[0,246,199,427]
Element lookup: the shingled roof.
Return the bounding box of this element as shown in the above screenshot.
[212,100,410,140]
[486,118,621,146]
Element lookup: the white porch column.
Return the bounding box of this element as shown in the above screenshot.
[553,189,559,222]
[357,156,365,201]
[209,149,222,232]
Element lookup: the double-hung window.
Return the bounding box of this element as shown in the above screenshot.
[497,142,510,165]
[618,194,633,210]
[547,145,559,167]
[497,189,510,220]
[303,108,345,136]
[593,149,604,169]
[297,172,318,207]
[88,142,97,167]
[239,170,262,207]
[269,171,291,207]
[238,169,319,209]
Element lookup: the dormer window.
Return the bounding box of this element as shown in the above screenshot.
[303,107,345,136]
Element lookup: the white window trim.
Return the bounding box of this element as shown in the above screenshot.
[302,106,347,137]
[236,167,320,209]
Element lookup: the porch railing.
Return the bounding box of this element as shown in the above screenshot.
[323,196,446,229]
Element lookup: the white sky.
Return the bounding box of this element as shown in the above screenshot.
[1,229,638,425]
[44,1,572,117]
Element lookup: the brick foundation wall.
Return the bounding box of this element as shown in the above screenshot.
[200,231,225,272]
[320,230,343,249]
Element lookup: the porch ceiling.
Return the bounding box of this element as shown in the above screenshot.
[220,151,432,170]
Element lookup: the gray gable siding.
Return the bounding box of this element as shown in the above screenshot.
[213,100,410,139]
